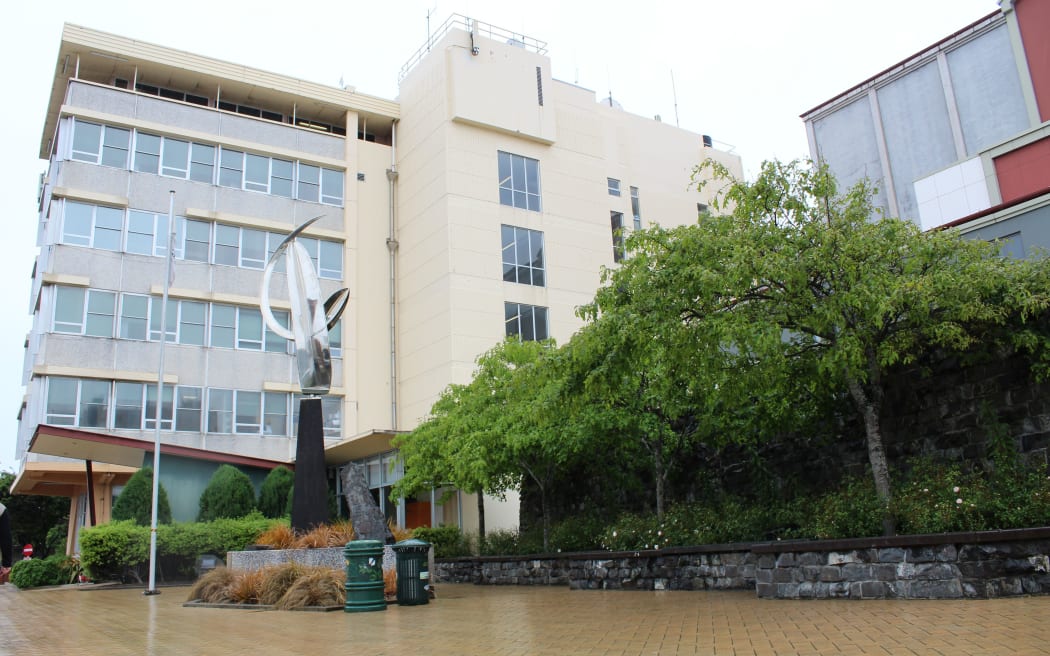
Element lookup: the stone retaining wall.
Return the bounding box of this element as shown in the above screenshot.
[436,528,1050,599]
[436,545,756,591]
[228,546,395,572]
[754,528,1050,599]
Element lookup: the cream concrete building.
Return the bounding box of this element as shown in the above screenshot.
[13,16,742,549]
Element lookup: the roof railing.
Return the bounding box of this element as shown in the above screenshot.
[398,14,548,83]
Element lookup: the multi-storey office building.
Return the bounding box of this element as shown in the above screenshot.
[801,0,1049,254]
[13,17,742,551]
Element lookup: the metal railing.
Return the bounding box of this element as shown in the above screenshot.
[398,14,548,83]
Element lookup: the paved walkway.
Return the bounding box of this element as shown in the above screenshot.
[2,582,1049,655]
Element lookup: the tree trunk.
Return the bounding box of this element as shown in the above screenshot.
[540,484,551,552]
[476,491,486,547]
[654,436,665,520]
[846,377,895,536]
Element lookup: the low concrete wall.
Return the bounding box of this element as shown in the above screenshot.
[435,528,1050,599]
[228,546,395,572]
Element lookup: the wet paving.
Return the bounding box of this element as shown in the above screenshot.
[2,581,1049,655]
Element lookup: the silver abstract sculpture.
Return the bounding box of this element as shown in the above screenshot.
[261,216,349,395]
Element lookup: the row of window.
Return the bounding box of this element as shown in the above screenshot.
[69,119,345,206]
[609,179,643,229]
[60,200,343,279]
[44,377,341,437]
[52,286,343,355]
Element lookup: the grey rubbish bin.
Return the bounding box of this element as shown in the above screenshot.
[392,539,431,606]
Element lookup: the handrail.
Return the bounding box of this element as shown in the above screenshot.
[398,14,548,83]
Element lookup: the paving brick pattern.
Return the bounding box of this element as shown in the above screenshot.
[2,582,1049,655]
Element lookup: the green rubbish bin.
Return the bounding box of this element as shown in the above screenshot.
[344,540,386,613]
[392,538,431,606]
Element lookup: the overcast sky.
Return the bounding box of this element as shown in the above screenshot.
[0,0,999,471]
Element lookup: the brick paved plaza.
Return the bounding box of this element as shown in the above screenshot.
[3,582,1050,655]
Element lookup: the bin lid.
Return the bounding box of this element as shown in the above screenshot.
[393,538,431,552]
[344,539,385,552]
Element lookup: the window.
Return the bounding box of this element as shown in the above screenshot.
[505,302,549,341]
[45,378,78,425]
[53,287,86,334]
[53,288,115,337]
[697,203,709,217]
[184,220,211,262]
[321,168,344,205]
[208,389,234,433]
[497,151,541,211]
[78,380,110,428]
[126,210,157,255]
[214,224,239,266]
[210,305,236,349]
[322,396,342,438]
[101,127,131,168]
[263,392,288,436]
[219,148,244,188]
[119,294,149,340]
[71,120,103,163]
[244,153,270,192]
[240,229,267,269]
[175,387,203,432]
[149,298,178,343]
[179,301,206,346]
[237,307,264,350]
[236,391,264,435]
[189,143,216,183]
[61,201,94,246]
[144,385,174,430]
[631,186,641,230]
[298,164,320,202]
[328,318,342,358]
[608,178,621,196]
[265,310,291,354]
[133,133,162,174]
[611,212,625,263]
[318,240,343,279]
[113,382,144,429]
[162,139,190,178]
[501,225,545,286]
[271,159,294,198]
[85,291,117,337]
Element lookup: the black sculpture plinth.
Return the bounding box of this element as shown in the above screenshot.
[291,396,328,533]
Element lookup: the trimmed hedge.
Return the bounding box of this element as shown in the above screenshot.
[258,466,294,519]
[112,467,172,526]
[198,465,256,521]
[79,513,280,582]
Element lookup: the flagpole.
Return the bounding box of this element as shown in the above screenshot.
[146,190,176,596]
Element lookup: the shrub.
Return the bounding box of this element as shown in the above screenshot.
[255,523,296,550]
[186,566,237,603]
[9,556,66,588]
[413,525,472,558]
[112,467,172,526]
[198,465,257,521]
[78,520,150,581]
[227,568,265,604]
[275,567,344,609]
[480,529,522,556]
[257,466,294,519]
[801,475,885,539]
[259,562,306,605]
[892,460,990,534]
[81,514,281,582]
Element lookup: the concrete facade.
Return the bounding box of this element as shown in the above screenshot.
[13,16,741,545]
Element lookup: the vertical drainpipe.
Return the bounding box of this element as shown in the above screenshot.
[386,120,400,430]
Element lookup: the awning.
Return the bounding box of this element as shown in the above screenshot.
[323,429,407,465]
[26,424,293,469]
[11,460,138,497]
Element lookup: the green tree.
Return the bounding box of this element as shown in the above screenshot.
[0,471,69,558]
[257,466,294,518]
[198,465,256,521]
[111,467,172,526]
[600,159,1050,534]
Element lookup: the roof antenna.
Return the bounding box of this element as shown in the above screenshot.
[671,69,680,127]
[426,4,438,52]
